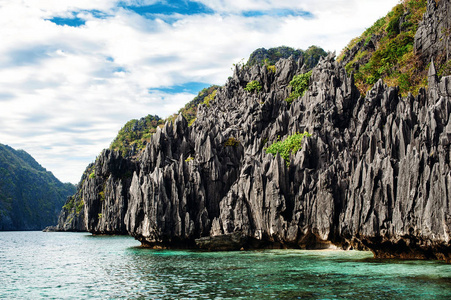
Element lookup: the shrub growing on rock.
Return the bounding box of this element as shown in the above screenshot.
[224,137,240,147]
[285,71,312,105]
[265,132,311,165]
[244,80,262,93]
[203,90,217,107]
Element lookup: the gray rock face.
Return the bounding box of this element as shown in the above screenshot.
[59,0,451,261]
[74,52,451,261]
[49,195,86,232]
[47,165,92,232]
[84,149,137,234]
[414,0,451,62]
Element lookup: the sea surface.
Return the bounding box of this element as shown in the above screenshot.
[0,231,450,299]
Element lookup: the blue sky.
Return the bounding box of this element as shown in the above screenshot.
[0,0,398,183]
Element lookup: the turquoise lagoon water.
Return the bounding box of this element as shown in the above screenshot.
[1,231,450,299]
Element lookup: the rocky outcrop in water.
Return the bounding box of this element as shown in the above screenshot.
[73,52,450,261]
[44,164,92,232]
[57,0,451,261]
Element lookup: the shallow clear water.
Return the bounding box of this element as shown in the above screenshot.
[0,232,450,299]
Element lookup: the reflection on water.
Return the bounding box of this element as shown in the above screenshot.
[1,231,450,299]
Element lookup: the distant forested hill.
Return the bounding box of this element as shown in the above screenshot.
[0,144,76,230]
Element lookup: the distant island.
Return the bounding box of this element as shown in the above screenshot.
[0,143,75,230]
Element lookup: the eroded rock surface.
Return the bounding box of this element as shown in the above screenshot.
[68,52,450,261]
[414,0,451,62]
[57,0,451,261]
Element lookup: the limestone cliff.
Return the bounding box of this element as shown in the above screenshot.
[45,165,92,232]
[414,0,451,63]
[57,0,451,261]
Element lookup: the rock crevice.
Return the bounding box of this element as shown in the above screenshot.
[71,52,451,261]
[56,0,451,261]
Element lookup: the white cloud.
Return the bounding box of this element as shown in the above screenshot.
[0,0,399,183]
[192,0,397,16]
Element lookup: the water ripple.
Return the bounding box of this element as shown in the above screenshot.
[1,232,450,299]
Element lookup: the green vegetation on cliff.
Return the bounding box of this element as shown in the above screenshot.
[245,80,262,93]
[111,86,220,157]
[168,85,220,124]
[108,45,327,159]
[285,71,312,104]
[54,163,93,231]
[247,46,327,69]
[247,46,303,66]
[339,0,428,96]
[201,87,218,108]
[266,132,312,165]
[110,115,164,157]
[0,144,76,230]
[109,45,328,162]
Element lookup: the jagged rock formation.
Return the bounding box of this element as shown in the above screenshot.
[84,150,137,234]
[48,149,138,233]
[247,46,327,69]
[74,52,451,261]
[45,165,93,232]
[414,0,451,62]
[57,0,451,261]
